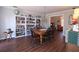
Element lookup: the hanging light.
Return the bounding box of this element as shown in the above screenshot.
[73,14,79,19]
[73,8,79,19]
[72,8,79,24]
[74,8,79,14]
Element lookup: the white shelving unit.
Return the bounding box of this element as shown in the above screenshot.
[26,15,36,36]
[16,15,26,38]
[16,15,41,37]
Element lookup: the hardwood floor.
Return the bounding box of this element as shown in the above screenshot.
[0,31,79,52]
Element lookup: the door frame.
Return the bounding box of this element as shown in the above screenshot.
[49,14,64,31]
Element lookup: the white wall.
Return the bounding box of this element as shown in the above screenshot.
[0,7,3,39]
[0,7,16,40]
[44,9,74,42]
[41,14,50,28]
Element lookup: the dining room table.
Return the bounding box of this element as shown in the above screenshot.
[33,28,47,44]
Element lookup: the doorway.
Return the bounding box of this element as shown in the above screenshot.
[50,16,64,31]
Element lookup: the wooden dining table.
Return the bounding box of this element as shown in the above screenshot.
[33,29,47,44]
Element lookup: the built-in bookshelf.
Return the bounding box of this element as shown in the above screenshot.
[16,16,25,37]
[26,15,36,35]
[16,15,41,37]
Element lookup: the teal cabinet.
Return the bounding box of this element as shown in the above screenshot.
[68,31,78,45]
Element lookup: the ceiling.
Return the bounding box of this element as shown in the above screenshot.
[16,6,79,15]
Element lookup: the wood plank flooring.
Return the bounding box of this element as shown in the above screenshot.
[0,31,79,52]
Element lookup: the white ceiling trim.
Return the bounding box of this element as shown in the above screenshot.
[13,6,79,15]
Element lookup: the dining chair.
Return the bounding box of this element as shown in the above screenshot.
[30,29,40,44]
[42,27,54,42]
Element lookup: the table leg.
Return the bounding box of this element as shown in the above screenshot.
[40,35,42,44]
